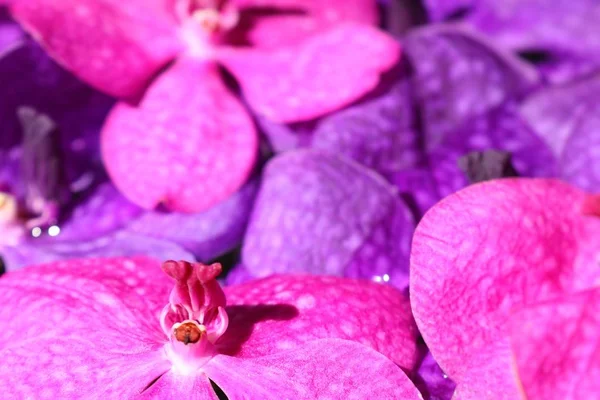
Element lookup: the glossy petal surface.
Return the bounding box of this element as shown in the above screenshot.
[206,339,421,400]
[223,274,419,370]
[411,179,600,398]
[510,289,600,400]
[520,75,600,192]
[102,59,257,212]
[404,25,538,150]
[242,150,415,288]
[221,23,400,122]
[10,0,180,98]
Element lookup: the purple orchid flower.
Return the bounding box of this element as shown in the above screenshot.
[0,20,258,271]
[410,178,600,399]
[7,0,400,214]
[421,0,600,83]
[0,257,423,398]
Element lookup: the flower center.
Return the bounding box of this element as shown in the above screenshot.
[160,261,229,375]
[177,0,239,55]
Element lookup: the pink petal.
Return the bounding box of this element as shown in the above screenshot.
[220,23,400,122]
[232,0,378,48]
[205,339,422,399]
[410,179,600,391]
[510,289,600,400]
[10,0,181,99]
[0,257,173,397]
[101,59,258,212]
[221,274,419,371]
[139,372,218,400]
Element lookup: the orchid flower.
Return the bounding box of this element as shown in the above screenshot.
[0,20,257,271]
[422,0,600,83]
[8,0,400,213]
[0,257,423,398]
[410,178,600,399]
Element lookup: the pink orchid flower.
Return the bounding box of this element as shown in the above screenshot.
[410,178,600,399]
[8,0,400,213]
[0,257,421,398]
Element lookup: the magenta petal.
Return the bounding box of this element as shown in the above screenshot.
[405,24,539,150]
[242,150,415,288]
[139,372,217,400]
[206,339,421,399]
[220,23,400,122]
[11,0,181,99]
[410,179,600,391]
[222,274,419,370]
[102,59,258,212]
[510,289,600,400]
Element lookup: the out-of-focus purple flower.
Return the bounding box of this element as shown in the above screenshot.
[0,22,258,271]
[0,257,422,398]
[422,0,600,83]
[410,178,600,399]
[240,149,415,289]
[8,0,400,213]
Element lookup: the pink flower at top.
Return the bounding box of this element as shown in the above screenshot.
[8,0,400,213]
[410,178,600,399]
[0,257,421,398]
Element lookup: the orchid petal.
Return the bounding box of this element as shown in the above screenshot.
[220,23,400,122]
[206,339,422,400]
[242,150,415,288]
[101,59,257,212]
[10,0,181,98]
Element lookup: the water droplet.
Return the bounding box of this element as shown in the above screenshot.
[48,225,61,237]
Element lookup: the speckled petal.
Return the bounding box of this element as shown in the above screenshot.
[425,0,600,83]
[222,274,419,371]
[101,59,258,212]
[390,167,441,220]
[510,289,600,400]
[410,179,600,396]
[125,179,259,261]
[220,23,400,122]
[10,0,181,98]
[429,104,558,199]
[242,150,415,288]
[404,24,539,150]
[311,68,421,178]
[520,75,600,192]
[206,339,422,399]
[0,257,173,398]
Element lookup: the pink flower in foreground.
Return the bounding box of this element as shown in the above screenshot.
[9,0,399,213]
[410,178,600,399]
[0,257,421,398]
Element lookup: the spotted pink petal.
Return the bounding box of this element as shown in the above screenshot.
[220,23,400,122]
[232,0,379,48]
[101,58,258,212]
[205,339,422,399]
[222,274,419,371]
[510,289,600,400]
[10,0,181,99]
[410,179,600,399]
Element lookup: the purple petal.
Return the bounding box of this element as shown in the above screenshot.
[404,24,539,150]
[242,150,415,288]
[125,179,259,261]
[429,103,558,199]
[520,75,600,192]
[205,339,422,399]
[414,352,456,400]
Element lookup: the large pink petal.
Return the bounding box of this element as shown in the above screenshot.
[10,0,181,99]
[0,257,173,397]
[221,274,419,371]
[206,339,422,399]
[231,0,378,48]
[101,58,258,212]
[139,372,218,400]
[220,23,400,122]
[510,289,600,400]
[410,179,600,397]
